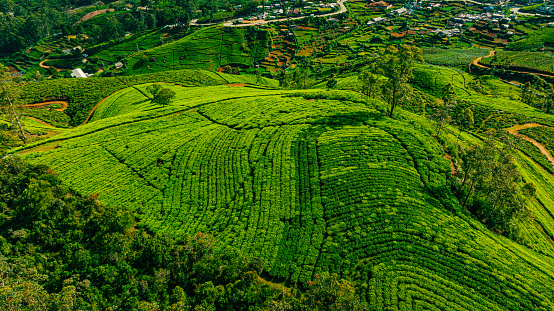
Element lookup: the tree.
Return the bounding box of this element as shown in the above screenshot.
[373,45,423,118]
[277,71,291,88]
[34,70,44,82]
[326,77,337,90]
[293,273,367,310]
[294,57,312,89]
[541,84,554,113]
[520,82,536,107]
[457,107,474,130]
[454,106,474,146]
[452,133,533,238]
[358,68,380,99]
[0,65,26,144]
[434,83,457,136]
[146,84,176,107]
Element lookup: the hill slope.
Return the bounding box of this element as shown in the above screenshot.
[124,26,270,75]
[16,84,554,309]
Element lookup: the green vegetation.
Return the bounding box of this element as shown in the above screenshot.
[123,26,269,74]
[16,69,276,126]
[0,156,367,310]
[423,48,491,67]
[521,126,554,154]
[507,28,554,51]
[6,0,554,309]
[197,11,235,23]
[11,84,554,309]
[480,51,554,75]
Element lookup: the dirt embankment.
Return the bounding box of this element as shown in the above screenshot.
[506,123,554,169]
[22,100,69,112]
[75,9,114,25]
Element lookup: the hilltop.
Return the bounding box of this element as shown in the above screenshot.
[13,80,554,309]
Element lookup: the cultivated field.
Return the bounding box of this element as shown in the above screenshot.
[15,85,554,309]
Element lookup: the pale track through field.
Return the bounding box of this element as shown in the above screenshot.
[84,93,119,124]
[24,116,56,127]
[471,50,554,78]
[506,123,554,169]
[470,50,495,72]
[21,100,68,111]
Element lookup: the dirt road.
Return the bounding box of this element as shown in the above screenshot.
[506,123,554,169]
[470,50,554,78]
[470,50,495,72]
[39,59,62,73]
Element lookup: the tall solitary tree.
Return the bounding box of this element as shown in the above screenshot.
[373,45,423,118]
[146,84,176,107]
[0,65,26,144]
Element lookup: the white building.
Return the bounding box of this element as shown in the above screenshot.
[70,68,93,78]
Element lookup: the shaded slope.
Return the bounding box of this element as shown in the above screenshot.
[124,26,269,75]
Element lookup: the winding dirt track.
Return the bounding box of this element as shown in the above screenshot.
[21,100,68,112]
[506,123,554,169]
[470,50,495,72]
[470,50,554,78]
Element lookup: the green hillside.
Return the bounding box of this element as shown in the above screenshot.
[123,26,270,75]
[16,69,277,126]
[15,84,554,309]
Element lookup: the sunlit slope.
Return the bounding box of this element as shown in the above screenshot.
[19,85,554,309]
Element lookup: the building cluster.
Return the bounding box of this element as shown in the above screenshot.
[448,11,514,34]
[242,0,338,21]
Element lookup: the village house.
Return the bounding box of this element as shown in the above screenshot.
[388,7,408,16]
[367,16,387,25]
[367,1,392,11]
[70,68,93,78]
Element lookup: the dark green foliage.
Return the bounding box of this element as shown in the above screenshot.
[0,156,270,309]
[146,84,176,107]
[0,156,365,310]
[452,134,532,238]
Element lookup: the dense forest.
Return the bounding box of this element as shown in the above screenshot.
[0,0,202,53]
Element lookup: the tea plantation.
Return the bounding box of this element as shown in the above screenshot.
[16,84,554,310]
[123,26,270,75]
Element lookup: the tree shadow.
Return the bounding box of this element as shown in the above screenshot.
[312,110,384,127]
